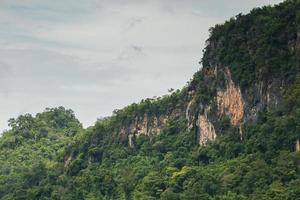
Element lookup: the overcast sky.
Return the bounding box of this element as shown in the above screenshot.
[0,0,283,131]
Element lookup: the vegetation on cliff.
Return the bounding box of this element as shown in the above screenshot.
[202,0,299,89]
[0,0,300,199]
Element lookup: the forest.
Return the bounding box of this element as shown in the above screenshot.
[0,0,300,199]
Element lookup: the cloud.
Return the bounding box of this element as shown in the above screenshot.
[0,62,13,77]
[117,45,145,61]
[0,62,14,94]
[124,17,145,32]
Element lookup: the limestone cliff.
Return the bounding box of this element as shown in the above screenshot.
[119,60,294,146]
[119,107,183,147]
[119,114,167,145]
[185,66,245,145]
[117,2,299,146]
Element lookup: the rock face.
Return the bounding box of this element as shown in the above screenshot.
[186,96,196,130]
[116,3,299,147]
[296,139,300,152]
[119,64,290,147]
[118,33,297,147]
[120,114,169,147]
[120,115,166,137]
[217,68,244,126]
[186,67,245,145]
[197,107,216,145]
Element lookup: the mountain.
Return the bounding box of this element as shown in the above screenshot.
[0,0,300,199]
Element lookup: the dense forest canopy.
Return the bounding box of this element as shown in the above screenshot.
[0,0,300,199]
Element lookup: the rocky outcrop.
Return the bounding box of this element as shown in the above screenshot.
[185,67,244,145]
[120,62,291,147]
[241,78,287,123]
[116,4,298,148]
[120,114,166,137]
[186,96,196,130]
[217,68,244,125]
[197,106,216,145]
[128,134,134,148]
[120,114,169,147]
[118,63,292,147]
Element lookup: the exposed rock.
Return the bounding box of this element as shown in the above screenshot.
[217,68,245,125]
[64,155,72,170]
[196,106,216,145]
[120,114,168,146]
[148,116,165,134]
[265,79,286,110]
[119,59,290,147]
[120,127,127,141]
[297,31,300,50]
[135,115,149,136]
[128,134,134,148]
[186,97,196,130]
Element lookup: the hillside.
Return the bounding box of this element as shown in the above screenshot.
[0,0,300,199]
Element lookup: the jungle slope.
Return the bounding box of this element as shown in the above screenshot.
[0,0,300,199]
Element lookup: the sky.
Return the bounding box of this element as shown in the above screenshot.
[0,0,283,131]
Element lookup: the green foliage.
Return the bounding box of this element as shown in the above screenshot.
[202,0,300,89]
[112,88,185,128]
[0,1,300,200]
[1,88,299,199]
